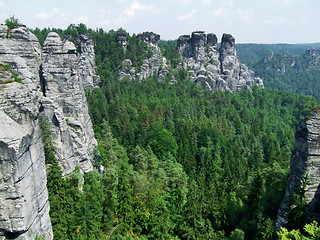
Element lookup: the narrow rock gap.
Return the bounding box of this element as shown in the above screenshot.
[39,64,46,97]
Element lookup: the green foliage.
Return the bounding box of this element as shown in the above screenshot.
[0,64,22,83]
[34,233,45,240]
[247,50,320,97]
[236,43,320,67]
[278,221,320,240]
[229,229,245,240]
[85,67,317,239]
[39,118,56,164]
[286,174,310,230]
[5,16,21,30]
[148,127,178,159]
[36,23,320,239]
[158,40,182,68]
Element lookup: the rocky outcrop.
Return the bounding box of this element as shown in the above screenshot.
[76,34,100,89]
[41,32,97,175]
[119,31,170,82]
[303,49,320,71]
[137,32,160,47]
[277,108,320,229]
[116,30,129,49]
[178,31,264,91]
[0,25,52,240]
[0,24,99,239]
[119,31,262,91]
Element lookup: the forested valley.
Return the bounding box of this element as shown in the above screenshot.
[236,43,320,98]
[32,24,320,239]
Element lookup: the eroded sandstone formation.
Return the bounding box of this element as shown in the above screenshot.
[41,32,97,175]
[119,31,170,82]
[120,30,263,91]
[0,24,99,239]
[178,31,264,91]
[0,25,53,240]
[277,108,320,229]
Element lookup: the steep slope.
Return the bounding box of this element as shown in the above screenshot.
[177,31,264,91]
[0,25,53,240]
[251,49,320,97]
[277,108,320,229]
[118,31,263,91]
[0,24,99,239]
[41,32,97,175]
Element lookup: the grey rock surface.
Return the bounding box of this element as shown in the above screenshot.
[119,31,170,82]
[0,24,99,239]
[76,34,100,89]
[137,32,160,47]
[277,108,320,229]
[0,82,53,239]
[0,24,52,240]
[178,31,264,91]
[41,32,97,175]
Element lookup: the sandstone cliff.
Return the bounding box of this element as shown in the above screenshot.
[178,31,264,91]
[0,24,98,239]
[119,31,263,91]
[119,31,170,82]
[277,108,320,229]
[41,32,97,175]
[0,25,53,240]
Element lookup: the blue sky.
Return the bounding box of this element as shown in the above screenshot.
[1,0,319,43]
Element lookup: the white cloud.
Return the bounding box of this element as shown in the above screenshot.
[167,0,191,4]
[201,0,212,4]
[222,0,234,7]
[73,15,89,24]
[36,7,60,20]
[177,9,197,21]
[264,17,286,25]
[117,1,154,24]
[213,8,227,16]
[0,1,7,10]
[237,9,254,23]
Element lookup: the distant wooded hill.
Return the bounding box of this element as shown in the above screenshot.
[236,43,320,97]
[236,42,320,67]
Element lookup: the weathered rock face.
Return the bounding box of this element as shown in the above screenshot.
[41,32,97,175]
[76,34,100,89]
[303,49,320,71]
[137,32,160,47]
[116,30,129,49]
[0,25,53,240]
[0,24,99,239]
[277,108,320,229]
[178,31,264,91]
[119,31,170,82]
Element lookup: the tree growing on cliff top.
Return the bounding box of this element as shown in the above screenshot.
[5,16,21,30]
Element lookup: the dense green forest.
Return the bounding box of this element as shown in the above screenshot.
[31,24,320,239]
[252,51,320,98]
[236,43,320,67]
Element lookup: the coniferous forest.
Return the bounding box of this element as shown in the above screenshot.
[32,24,320,239]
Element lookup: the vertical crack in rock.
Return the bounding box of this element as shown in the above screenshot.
[39,64,46,97]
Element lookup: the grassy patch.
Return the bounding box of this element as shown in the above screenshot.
[0,63,22,83]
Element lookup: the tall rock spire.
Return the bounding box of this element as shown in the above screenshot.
[177,31,264,91]
[277,108,320,229]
